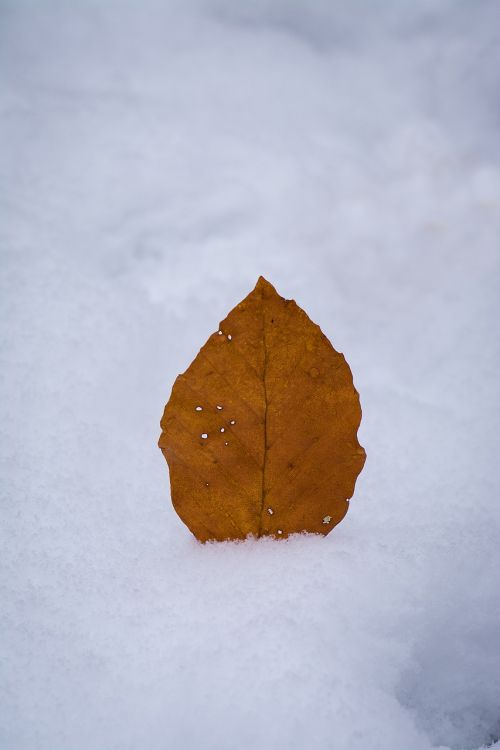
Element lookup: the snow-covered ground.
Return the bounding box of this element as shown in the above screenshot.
[1,1,499,748]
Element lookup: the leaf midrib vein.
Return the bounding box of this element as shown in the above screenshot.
[258,303,268,537]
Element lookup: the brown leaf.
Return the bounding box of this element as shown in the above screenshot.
[159,276,366,542]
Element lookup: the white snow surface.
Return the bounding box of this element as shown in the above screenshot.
[1,1,500,749]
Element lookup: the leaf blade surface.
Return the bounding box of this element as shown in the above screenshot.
[159,276,365,541]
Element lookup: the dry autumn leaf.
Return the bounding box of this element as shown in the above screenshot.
[159,277,366,542]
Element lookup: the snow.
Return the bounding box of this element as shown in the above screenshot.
[1,1,499,748]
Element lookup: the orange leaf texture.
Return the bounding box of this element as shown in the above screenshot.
[159,277,366,542]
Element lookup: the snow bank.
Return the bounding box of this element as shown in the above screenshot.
[1,1,499,748]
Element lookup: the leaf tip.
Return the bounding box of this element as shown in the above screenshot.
[254,275,278,297]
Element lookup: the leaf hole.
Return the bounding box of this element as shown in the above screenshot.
[277,529,283,535]
[201,433,208,439]
[227,334,232,341]
[229,419,236,425]
[216,405,223,410]
[220,427,225,433]
[195,406,203,411]
[323,515,332,524]
[218,330,223,335]
[224,441,229,446]
[267,508,274,515]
